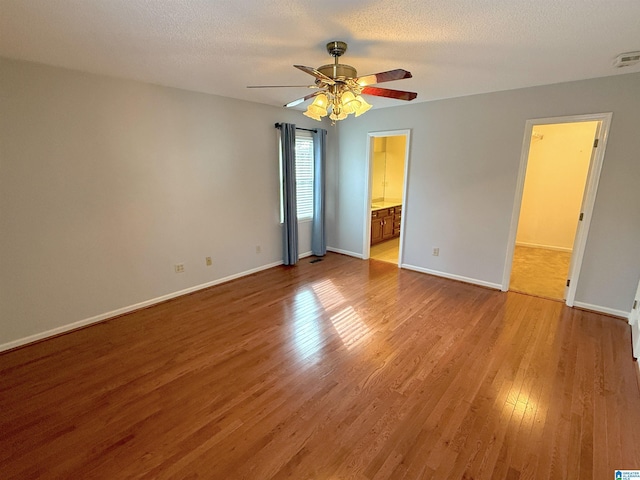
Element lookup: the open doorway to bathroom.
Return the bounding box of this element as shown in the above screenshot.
[503,113,611,305]
[363,130,410,265]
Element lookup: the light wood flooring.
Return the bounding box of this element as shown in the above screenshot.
[510,245,572,301]
[370,237,400,264]
[1,253,639,479]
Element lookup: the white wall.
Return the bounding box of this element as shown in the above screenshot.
[383,136,406,203]
[3,58,638,348]
[328,72,640,314]
[371,138,386,201]
[370,136,405,203]
[516,122,597,251]
[0,58,325,348]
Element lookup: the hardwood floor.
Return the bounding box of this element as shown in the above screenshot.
[1,253,639,479]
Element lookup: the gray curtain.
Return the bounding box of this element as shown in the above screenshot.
[280,123,298,265]
[311,128,327,256]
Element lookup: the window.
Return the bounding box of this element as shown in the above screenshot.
[280,132,314,222]
[294,133,314,220]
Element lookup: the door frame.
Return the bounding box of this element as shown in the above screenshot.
[630,278,640,359]
[501,112,612,306]
[362,129,411,265]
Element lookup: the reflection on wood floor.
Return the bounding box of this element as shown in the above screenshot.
[370,237,399,264]
[2,253,639,478]
[510,245,572,300]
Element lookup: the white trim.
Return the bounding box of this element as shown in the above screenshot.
[0,260,284,353]
[515,241,573,253]
[573,301,629,319]
[363,135,374,260]
[362,129,411,265]
[629,279,640,358]
[327,246,363,259]
[299,251,313,259]
[502,112,613,306]
[401,263,502,290]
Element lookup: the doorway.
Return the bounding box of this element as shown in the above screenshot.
[363,130,411,265]
[502,113,612,306]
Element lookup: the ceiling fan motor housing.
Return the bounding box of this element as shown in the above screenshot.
[318,41,358,81]
[317,63,358,81]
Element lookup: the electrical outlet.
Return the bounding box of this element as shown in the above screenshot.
[256,245,261,254]
[205,257,212,266]
[174,263,185,273]
[432,247,439,256]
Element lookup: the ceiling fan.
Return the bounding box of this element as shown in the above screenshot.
[248,41,417,123]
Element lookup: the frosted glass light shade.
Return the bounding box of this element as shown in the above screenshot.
[353,96,372,117]
[303,107,322,121]
[340,91,361,114]
[306,91,372,122]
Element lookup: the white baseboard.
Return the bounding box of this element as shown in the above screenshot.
[327,246,363,259]
[400,264,502,290]
[573,301,629,319]
[398,267,630,320]
[0,260,285,353]
[6,252,627,353]
[515,241,572,253]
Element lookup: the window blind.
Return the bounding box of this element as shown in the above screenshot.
[295,135,314,220]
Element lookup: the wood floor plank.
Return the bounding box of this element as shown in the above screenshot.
[1,253,640,479]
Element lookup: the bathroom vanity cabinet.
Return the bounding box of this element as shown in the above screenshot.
[371,204,402,245]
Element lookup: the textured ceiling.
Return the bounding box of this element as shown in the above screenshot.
[1,0,639,111]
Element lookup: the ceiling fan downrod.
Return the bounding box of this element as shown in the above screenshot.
[318,41,357,81]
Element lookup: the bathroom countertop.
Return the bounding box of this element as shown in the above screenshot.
[371,201,402,210]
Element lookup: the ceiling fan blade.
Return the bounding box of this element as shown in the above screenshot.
[247,85,318,89]
[284,90,323,108]
[294,65,335,85]
[355,69,412,86]
[361,86,417,101]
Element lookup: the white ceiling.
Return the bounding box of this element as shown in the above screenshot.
[1,0,639,111]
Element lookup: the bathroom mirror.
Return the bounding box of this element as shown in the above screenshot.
[371,136,406,208]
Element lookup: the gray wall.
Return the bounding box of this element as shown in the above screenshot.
[0,58,323,348]
[330,72,640,313]
[2,56,638,348]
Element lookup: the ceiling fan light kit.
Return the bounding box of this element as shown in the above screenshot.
[249,41,417,124]
[303,89,372,121]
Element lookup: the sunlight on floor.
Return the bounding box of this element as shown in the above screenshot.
[312,279,347,310]
[330,306,371,350]
[311,279,371,350]
[291,289,323,360]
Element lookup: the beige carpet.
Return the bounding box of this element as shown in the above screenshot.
[510,245,571,300]
[370,237,400,264]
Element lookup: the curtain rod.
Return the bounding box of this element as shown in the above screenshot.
[274,123,317,133]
